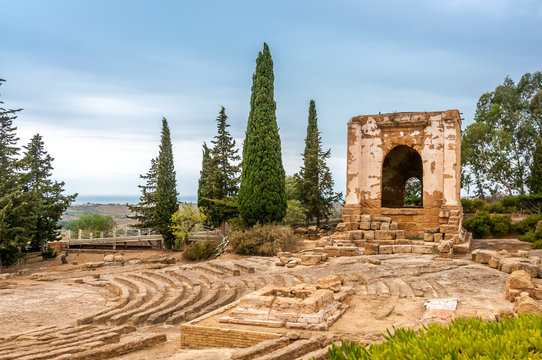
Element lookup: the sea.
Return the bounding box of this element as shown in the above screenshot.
[74,195,198,205]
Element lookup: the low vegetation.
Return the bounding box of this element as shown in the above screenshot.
[229,224,300,256]
[64,213,116,236]
[182,240,216,261]
[318,314,542,360]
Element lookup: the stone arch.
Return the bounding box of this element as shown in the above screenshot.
[381,145,423,208]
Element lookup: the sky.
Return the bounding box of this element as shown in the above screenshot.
[1,0,541,201]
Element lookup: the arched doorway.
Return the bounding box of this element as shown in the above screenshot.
[381,145,423,208]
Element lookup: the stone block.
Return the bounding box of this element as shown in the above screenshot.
[506,270,534,302]
[335,223,346,232]
[350,215,361,222]
[444,234,458,241]
[360,214,372,222]
[370,222,381,230]
[301,254,322,266]
[389,221,399,230]
[364,231,375,241]
[395,230,406,239]
[424,227,440,234]
[392,245,412,253]
[316,275,342,292]
[358,221,371,230]
[412,245,433,254]
[374,240,394,245]
[513,292,542,314]
[375,230,395,240]
[294,227,307,235]
[373,216,392,223]
[350,230,364,240]
[379,245,392,254]
[380,222,390,231]
[395,238,411,245]
[440,225,459,234]
[439,209,451,218]
[433,233,443,243]
[475,250,495,264]
[364,243,379,255]
[424,233,434,242]
[488,257,501,269]
[449,209,461,217]
[324,246,341,257]
[340,247,360,256]
[501,261,538,277]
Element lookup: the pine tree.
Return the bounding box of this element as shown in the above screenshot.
[528,136,542,194]
[154,118,178,248]
[202,107,241,228]
[128,157,159,230]
[296,100,342,226]
[0,78,27,265]
[238,43,287,226]
[21,134,77,250]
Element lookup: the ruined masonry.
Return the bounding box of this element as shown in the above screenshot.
[322,110,471,258]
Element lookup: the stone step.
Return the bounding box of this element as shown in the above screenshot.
[254,339,322,360]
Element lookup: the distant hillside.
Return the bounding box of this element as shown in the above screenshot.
[61,203,135,228]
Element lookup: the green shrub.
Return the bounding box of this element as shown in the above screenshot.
[461,198,490,214]
[311,314,542,360]
[229,224,300,256]
[532,239,542,249]
[489,214,512,236]
[41,248,57,260]
[282,199,307,225]
[513,213,542,234]
[182,240,216,261]
[463,211,491,238]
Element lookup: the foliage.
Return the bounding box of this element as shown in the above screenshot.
[229,224,300,256]
[501,193,542,214]
[314,314,542,360]
[529,136,542,194]
[41,247,57,260]
[513,213,542,234]
[238,43,287,226]
[198,107,241,228]
[1,78,74,265]
[155,118,179,249]
[462,211,491,239]
[295,100,342,226]
[282,199,307,225]
[462,72,542,196]
[285,175,301,201]
[404,177,422,206]
[65,213,116,235]
[169,203,205,250]
[461,198,489,213]
[21,134,76,250]
[489,214,512,236]
[182,240,216,261]
[128,157,158,229]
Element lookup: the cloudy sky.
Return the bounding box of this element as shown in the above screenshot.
[1,0,541,202]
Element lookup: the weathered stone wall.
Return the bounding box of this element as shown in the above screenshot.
[343,110,462,237]
[180,324,281,348]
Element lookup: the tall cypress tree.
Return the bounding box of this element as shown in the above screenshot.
[528,136,542,194]
[296,100,341,226]
[128,157,159,229]
[21,134,76,250]
[197,142,213,211]
[239,43,287,226]
[154,118,178,248]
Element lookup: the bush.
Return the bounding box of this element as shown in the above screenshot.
[282,199,307,225]
[229,224,300,256]
[463,211,491,238]
[489,214,512,236]
[0,247,23,267]
[182,240,216,261]
[314,314,542,360]
[41,248,58,260]
[65,213,116,236]
[461,198,490,214]
[513,213,542,234]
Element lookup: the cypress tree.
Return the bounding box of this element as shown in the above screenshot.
[154,118,178,248]
[197,142,213,212]
[128,157,159,229]
[528,136,542,194]
[296,100,341,226]
[239,43,287,226]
